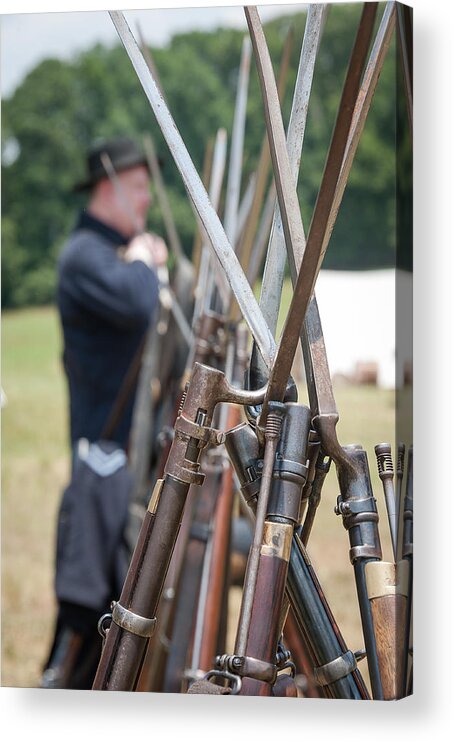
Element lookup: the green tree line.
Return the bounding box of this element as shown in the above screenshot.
[2,3,404,309]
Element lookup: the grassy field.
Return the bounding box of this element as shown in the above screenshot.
[2,302,400,692]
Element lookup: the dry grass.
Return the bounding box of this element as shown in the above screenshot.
[1,303,402,694]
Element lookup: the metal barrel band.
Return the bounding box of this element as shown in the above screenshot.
[273,458,309,485]
[335,495,380,530]
[170,462,205,487]
[176,415,225,447]
[111,602,157,638]
[313,650,358,687]
[349,544,382,563]
[343,512,380,526]
[240,483,261,506]
[335,494,378,516]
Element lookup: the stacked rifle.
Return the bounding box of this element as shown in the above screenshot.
[93,3,413,699]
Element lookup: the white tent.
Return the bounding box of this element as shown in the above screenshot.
[312,269,412,389]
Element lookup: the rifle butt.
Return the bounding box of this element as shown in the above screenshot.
[365,560,409,699]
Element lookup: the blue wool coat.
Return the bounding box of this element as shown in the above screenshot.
[57,210,160,449]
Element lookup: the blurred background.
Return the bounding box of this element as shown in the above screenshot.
[1,1,412,692]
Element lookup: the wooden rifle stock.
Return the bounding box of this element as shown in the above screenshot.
[162,461,225,692]
[196,405,242,672]
[365,561,409,699]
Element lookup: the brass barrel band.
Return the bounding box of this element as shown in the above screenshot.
[111,602,157,638]
[365,560,410,599]
[147,478,164,513]
[260,521,293,561]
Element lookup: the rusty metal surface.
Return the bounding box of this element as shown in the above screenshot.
[110,10,277,369]
[253,3,378,419]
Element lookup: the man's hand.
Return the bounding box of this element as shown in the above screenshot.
[123,232,168,269]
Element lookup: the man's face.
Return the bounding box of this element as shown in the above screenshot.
[111,165,152,237]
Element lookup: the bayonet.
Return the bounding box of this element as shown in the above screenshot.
[223,36,252,250]
[192,127,229,324]
[245,3,378,421]
[231,22,294,322]
[110,10,276,370]
[248,4,327,390]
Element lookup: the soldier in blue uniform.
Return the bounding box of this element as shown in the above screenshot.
[41,136,168,689]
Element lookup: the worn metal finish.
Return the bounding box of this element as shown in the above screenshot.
[162,459,223,692]
[260,521,294,561]
[314,650,357,685]
[396,442,405,556]
[314,650,358,686]
[252,3,378,418]
[402,445,413,561]
[223,36,252,250]
[375,443,398,560]
[303,296,356,475]
[191,311,227,369]
[296,4,395,436]
[335,446,382,565]
[248,3,327,393]
[301,450,331,545]
[233,23,294,304]
[245,6,307,342]
[224,421,263,507]
[365,560,409,600]
[402,445,413,695]
[147,478,164,514]
[216,653,276,683]
[335,445,384,699]
[224,417,368,700]
[234,404,286,657]
[267,403,312,524]
[287,534,369,699]
[246,180,276,286]
[93,363,268,691]
[193,128,229,322]
[189,456,230,676]
[234,173,256,248]
[110,11,276,369]
[111,602,157,638]
[262,2,394,453]
[257,4,327,338]
[228,404,312,696]
[322,1,396,260]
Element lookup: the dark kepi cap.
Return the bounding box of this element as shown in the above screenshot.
[72,136,150,192]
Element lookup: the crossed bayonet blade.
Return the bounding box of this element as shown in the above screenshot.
[246,3,379,421]
[111,4,395,442]
[110,10,276,371]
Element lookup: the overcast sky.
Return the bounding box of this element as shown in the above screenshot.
[1,1,310,98]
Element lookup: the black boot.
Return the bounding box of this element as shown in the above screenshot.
[41,602,104,690]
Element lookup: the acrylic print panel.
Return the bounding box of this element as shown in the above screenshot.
[1,0,412,702]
